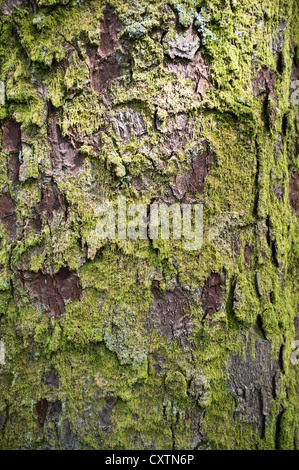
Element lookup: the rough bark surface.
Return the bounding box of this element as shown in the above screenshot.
[0,0,298,450]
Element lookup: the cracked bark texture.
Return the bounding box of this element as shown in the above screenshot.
[0,0,298,450]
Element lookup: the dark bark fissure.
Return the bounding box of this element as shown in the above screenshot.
[275,408,285,450]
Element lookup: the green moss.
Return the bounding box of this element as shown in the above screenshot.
[11,1,104,66]
[60,90,105,140]
[0,0,298,451]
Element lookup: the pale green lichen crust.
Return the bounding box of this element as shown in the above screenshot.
[0,0,298,449]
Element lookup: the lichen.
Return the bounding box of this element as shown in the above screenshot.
[0,0,298,451]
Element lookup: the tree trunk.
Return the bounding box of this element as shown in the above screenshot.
[0,0,298,450]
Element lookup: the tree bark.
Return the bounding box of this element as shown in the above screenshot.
[0,0,298,450]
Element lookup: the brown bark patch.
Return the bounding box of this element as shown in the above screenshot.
[37,180,67,223]
[35,398,62,428]
[20,268,82,318]
[2,119,21,153]
[54,267,82,302]
[252,68,277,125]
[0,193,17,239]
[8,153,21,184]
[151,288,193,348]
[244,244,254,266]
[98,6,123,58]
[201,272,225,319]
[252,68,276,104]
[88,7,124,94]
[289,170,299,214]
[88,50,124,94]
[35,398,48,428]
[48,117,83,176]
[163,27,200,61]
[172,145,214,201]
[163,25,210,98]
